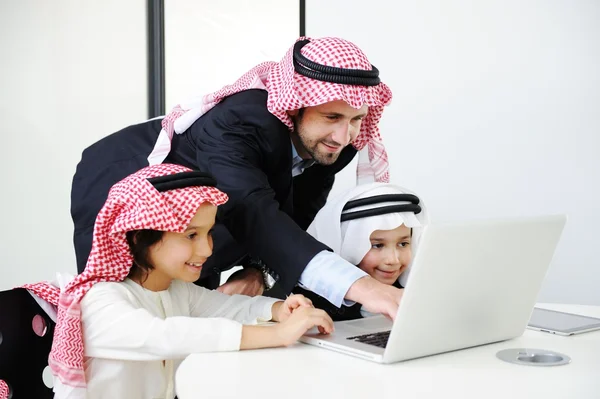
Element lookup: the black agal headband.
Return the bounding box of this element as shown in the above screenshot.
[147,171,217,192]
[293,39,381,87]
[341,194,422,222]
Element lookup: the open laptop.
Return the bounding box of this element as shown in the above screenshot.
[299,214,567,363]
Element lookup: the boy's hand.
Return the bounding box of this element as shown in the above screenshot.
[273,306,334,346]
[272,294,313,322]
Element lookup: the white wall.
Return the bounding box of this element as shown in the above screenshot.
[308,0,600,305]
[0,0,148,290]
[165,0,299,109]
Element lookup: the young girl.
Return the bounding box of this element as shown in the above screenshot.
[294,182,430,321]
[37,164,333,399]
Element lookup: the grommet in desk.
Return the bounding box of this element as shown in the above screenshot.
[496,348,571,367]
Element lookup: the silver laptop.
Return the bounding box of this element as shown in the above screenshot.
[299,215,567,363]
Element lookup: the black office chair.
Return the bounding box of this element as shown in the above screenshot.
[0,288,55,399]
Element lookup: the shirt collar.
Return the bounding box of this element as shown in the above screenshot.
[291,140,315,176]
[291,140,300,160]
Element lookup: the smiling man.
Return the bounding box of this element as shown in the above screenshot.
[71,36,401,319]
[289,101,369,165]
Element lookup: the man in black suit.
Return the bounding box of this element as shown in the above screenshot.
[71,37,403,319]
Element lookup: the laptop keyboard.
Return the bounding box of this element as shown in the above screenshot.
[347,330,391,348]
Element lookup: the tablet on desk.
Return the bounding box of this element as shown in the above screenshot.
[527,307,600,336]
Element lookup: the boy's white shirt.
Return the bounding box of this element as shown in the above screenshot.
[53,278,278,399]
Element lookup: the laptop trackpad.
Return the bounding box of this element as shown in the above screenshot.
[337,315,393,335]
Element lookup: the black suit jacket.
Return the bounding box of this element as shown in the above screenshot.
[71,90,356,293]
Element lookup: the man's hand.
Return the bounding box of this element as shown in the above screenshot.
[216,268,264,296]
[345,276,404,320]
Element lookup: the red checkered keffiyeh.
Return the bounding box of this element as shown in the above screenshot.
[0,380,8,399]
[23,164,228,398]
[22,280,61,307]
[148,36,393,182]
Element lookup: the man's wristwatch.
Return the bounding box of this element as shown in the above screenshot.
[260,266,276,291]
[246,257,277,291]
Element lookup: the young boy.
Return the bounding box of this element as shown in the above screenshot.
[25,164,333,399]
[294,183,429,321]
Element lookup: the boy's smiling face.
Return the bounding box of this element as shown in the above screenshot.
[358,224,412,285]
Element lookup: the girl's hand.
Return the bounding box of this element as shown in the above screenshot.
[272,294,313,323]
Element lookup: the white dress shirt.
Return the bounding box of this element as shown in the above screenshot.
[290,143,367,307]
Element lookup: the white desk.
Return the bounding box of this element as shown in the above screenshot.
[176,304,600,398]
